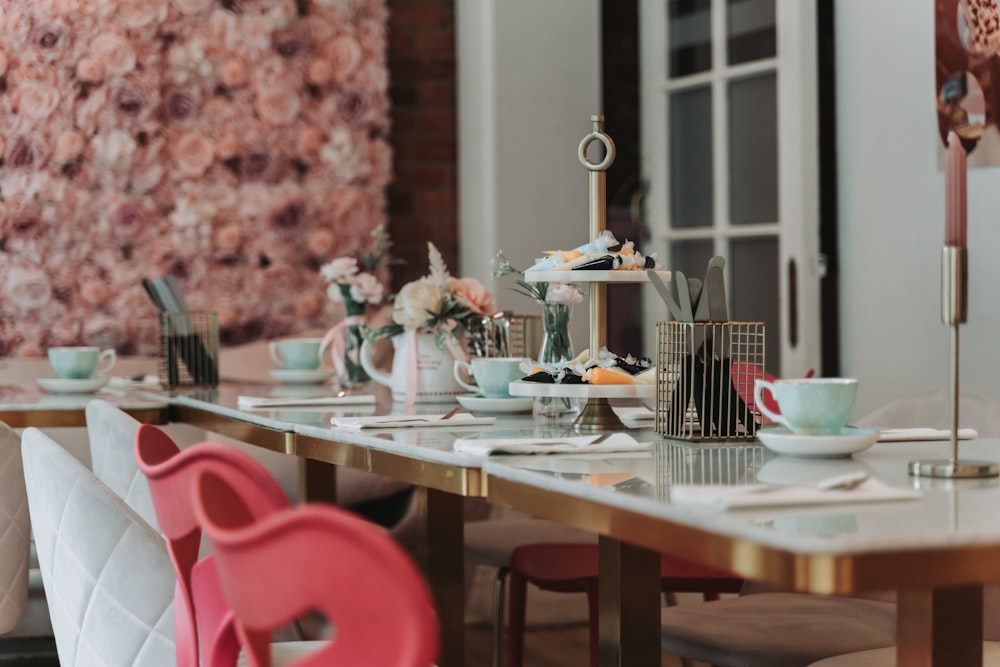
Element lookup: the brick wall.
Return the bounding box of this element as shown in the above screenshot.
[386,0,459,290]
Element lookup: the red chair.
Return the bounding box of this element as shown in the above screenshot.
[506,542,743,667]
[194,468,440,667]
[134,425,292,667]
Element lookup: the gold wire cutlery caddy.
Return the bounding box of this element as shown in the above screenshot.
[158,311,220,389]
[654,321,765,441]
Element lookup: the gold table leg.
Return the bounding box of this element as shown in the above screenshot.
[598,536,661,667]
[421,487,465,667]
[897,585,983,666]
[300,458,337,504]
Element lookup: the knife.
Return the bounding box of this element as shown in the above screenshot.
[705,256,728,322]
[674,270,693,322]
[646,269,684,322]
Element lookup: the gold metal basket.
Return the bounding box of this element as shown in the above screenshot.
[654,441,765,499]
[158,311,220,389]
[654,321,766,441]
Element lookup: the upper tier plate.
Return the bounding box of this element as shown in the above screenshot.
[522,270,672,283]
[508,380,655,399]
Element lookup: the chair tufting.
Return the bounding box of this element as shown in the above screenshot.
[0,421,30,636]
[86,399,160,530]
[21,427,175,667]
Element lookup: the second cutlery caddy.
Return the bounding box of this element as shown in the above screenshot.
[654,320,766,441]
[159,311,220,389]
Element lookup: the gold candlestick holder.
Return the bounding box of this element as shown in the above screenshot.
[909,246,998,478]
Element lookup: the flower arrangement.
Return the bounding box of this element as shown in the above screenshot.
[492,250,585,309]
[370,242,497,347]
[321,224,391,315]
[0,0,390,356]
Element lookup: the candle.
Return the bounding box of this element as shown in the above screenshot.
[945,131,968,248]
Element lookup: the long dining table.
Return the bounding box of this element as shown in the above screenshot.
[4,378,1000,666]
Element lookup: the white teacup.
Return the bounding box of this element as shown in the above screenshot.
[48,346,116,380]
[753,377,859,436]
[453,357,526,399]
[269,338,324,371]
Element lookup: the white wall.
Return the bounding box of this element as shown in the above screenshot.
[457,0,601,349]
[836,0,1000,417]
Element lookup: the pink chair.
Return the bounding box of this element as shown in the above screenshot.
[134,425,292,667]
[194,468,440,667]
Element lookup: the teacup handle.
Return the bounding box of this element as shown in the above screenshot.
[268,342,282,366]
[97,349,116,375]
[753,379,787,427]
[453,360,480,393]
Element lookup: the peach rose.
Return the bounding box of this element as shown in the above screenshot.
[0,50,8,77]
[297,126,325,160]
[54,131,86,163]
[306,58,333,87]
[5,266,51,310]
[79,279,110,306]
[214,223,243,254]
[75,58,105,83]
[293,293,322,319]
[116,0,165,29]
[322,35,362,84]
[91,33,137,76]
[172,0,212,14]
[451,277,497,316]
[170,133,214,177]
[306,228,335,256]
[14,82,61,120]
[321,257,358,283]
[255,84,300,125]
[219,58,250,88]
[350,272,384,305]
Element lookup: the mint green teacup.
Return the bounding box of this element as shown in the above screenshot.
[269,338,323,370]
[47,347,116,379]
[753,378,858,435]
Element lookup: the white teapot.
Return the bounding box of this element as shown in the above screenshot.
[359,330,465,404]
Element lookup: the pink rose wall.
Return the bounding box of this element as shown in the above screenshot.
[0,0,392,357]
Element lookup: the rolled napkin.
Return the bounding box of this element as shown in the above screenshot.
[330,413,496,429]
[238,394,376,409]
[453,432,649,456]
[876,427,978,442]
[670,478,921,511]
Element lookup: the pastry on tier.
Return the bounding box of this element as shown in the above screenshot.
[520,348,655,385]
[526,230,659,273]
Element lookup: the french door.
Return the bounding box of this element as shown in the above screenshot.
[639,0,822,377]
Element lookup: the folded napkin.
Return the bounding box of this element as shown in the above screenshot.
[238,394,376,409]
[613,406,655,428]
[670,479,921,511]
[877,427,978,442]
[453,432,649,456]
[330,413,496,429]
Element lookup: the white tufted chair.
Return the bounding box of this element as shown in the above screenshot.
[0,421,57,662]
[85,399,160,529]
[21,427,176,667]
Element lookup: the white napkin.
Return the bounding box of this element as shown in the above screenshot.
[238,394,376,409]
[330,413,496,429]
[453,432,649,456]
[877,427,978,442]
[670,479,921,510]
[613,406,655,428]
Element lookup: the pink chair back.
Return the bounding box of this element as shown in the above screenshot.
[195,469,440,667]
[134,425,290,667]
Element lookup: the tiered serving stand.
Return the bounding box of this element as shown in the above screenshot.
[508,115,671,432]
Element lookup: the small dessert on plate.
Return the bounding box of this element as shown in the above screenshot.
[526,230,660,273]
[519,348,655,386]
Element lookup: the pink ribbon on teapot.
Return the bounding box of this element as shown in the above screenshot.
[321,314,365,379]
[402,320,469,410]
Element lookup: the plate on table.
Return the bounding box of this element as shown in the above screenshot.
[36,374,109,394]
[756,425,879,458]
[268,368,334,385]
[456,394,533,414]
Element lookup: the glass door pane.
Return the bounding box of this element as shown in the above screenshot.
[728,73,778,225]
[669,0,712,78]
[669,86,713,228]
[726,0,776,64]
[730,237,779,373]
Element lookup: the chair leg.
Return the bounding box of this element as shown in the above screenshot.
[505,567,528,667]
[584,585,600,667]
[491,566,509,667]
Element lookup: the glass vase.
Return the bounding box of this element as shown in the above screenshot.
[533,302,581,421]
[341,299,370,389]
